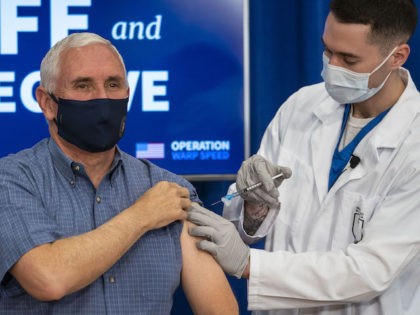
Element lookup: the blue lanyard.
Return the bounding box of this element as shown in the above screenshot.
[328,104,390,190]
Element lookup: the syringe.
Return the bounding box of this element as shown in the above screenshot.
[211,173,284,206]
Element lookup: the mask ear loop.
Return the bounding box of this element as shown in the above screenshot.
[366,46,398,90]
[370,46,399,75]
[48,93,59,104]
[48,93,60,125]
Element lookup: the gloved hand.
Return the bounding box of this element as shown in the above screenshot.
[187,203,250,279]
[236,154,292,208]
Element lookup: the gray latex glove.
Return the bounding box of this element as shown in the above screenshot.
[236,154,292,208]
[187,203,250,279]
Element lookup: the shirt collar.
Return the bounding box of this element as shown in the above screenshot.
[108,147,123,183]
[48,138,77,182]
[48,138,124,185]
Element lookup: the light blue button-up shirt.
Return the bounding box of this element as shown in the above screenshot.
[0,138,199,314]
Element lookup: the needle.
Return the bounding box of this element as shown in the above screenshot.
[211,173,284,206]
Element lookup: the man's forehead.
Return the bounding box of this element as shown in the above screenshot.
[62,43,116,60]
[59,45,124,75]
[323,13,378,54]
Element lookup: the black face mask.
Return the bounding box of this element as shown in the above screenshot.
[50,94,128,153]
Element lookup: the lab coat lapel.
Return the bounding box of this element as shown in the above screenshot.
[330,71,420,193]
[330,140,372,193]
[310,101,344,203]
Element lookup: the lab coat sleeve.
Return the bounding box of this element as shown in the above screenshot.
[222,97,293,244]
[247,164,420,310]
[222,183,280,245]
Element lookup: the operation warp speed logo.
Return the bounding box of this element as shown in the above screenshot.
[170,140,230,160]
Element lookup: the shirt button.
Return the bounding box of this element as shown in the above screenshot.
[96,196,101,203]
[70,180,75,187]
[109,276,116,283]
[72,165,80,172]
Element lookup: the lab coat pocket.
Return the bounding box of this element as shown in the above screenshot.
[276,146,315,234]
[332,190,380,249]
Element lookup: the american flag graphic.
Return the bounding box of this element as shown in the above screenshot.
[135,143,165,159]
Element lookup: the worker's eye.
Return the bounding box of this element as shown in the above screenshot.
[343,58,358,66]
[323,49,332,59]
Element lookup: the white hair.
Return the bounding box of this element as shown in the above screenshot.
[40,32,128,92]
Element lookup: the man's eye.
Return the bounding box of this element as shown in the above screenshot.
[76,83,89,89]
[323,49,332,58]
[344,59,357,66]
[108,82,122,88]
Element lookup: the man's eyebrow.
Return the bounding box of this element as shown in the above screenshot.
[105,75,125,82]
[321,38,360,59]
[70,77,93,86]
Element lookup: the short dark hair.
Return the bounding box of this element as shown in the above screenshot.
[330,0,418,53]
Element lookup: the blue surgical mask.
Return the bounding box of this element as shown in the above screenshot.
[50,94,128,152]
[321,47,397,104]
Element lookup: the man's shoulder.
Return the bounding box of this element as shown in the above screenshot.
[119,151,193,188]
[292,82,329,102]
[0,139,50,170]
[278,82,334,118]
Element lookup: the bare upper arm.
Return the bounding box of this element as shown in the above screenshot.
[180,220,239,315]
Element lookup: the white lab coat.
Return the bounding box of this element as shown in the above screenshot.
[223,68,420,314]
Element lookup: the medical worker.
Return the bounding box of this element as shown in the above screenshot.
[187,0,420,314]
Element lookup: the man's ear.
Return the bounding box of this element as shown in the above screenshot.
[36,86,56,121]
[391,44,410,69]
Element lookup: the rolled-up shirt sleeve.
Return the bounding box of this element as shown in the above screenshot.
[0,161,62,281]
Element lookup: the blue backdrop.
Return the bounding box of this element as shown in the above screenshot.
[176,0,420,314]
[0,0,245,177]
